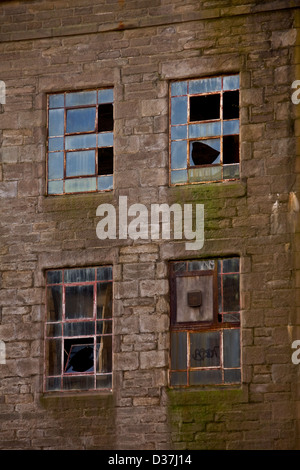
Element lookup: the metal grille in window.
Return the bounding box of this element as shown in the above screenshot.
[169,258,241,387]
[170,75,239,185]
[44,266,113,392]
[47,89,114,195]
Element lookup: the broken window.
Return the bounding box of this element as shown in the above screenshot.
[47,88,114,195]
[44,266,113,392]
[169,258,241,387]
[170,75,240,185]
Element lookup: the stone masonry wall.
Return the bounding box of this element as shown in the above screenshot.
[0,0,299,450]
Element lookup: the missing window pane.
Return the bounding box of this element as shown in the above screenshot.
[98,103,113,132]
[223,90,239,119]
[190,140,220,166]
[64,338,95,373]
[98,147,113,175]
[223,135,239,164]
[190,94,220,122]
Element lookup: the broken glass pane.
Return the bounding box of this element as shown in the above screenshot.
[190,331,220,368]
[48,152,64,180]
[189,94,220,122]
[65,177,96,193]
[171,96,188,125]
[66,107,96,134]
[171,331,187,370]
[65,285,94,319]
[64,338,95,373]
[223,135,239,164]
[223,90,239,119]
[171,140,187,169]
[189,139,220,166]
[66,150,95,177]
[223,329,240,368]
[189,77,222,94]
[98,103,113,132]
[98,147,113,175]
[48,109,64,136]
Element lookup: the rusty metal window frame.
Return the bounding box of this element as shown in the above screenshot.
[47,88,114,196]
[44,266,113,393]
[169,74,240,186]
[169,258,241,387]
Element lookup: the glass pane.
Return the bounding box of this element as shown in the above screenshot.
[97,282,113,319]
[66,91,97,107]
[64,339,94,373]
[222,313,240,323]
[46,377,61,391]
[98,175,113,190]
[47,286,62,322]
[189,122,221,138]
[65,285,94,319]
[223,258,239,273]
[97,267,113,281]
[48,137,64,151]
[49,94,64,108]
[171,140,187,169]
[171,81,187,97]
[188,165,222,183]
[223,119,239,135]
[189,139,220,166]
[65,177,96,193]
[46,323,62,337]
[98,88,114,104]
[48,109,64,136]
[98,147,113,175]
[189,369,222,385]
[96,374,112,389]
[188,260,215,271]
[47,270,62,285]
[190,331,220,368]
[223,163,239,179]
[48,152,64,180]
[46,339,62,376]
[98,132,113,147]
[63,321,95,337]
[66,107,96,134]
[97,336,112,373]
[171,331,187,370]
[190,94,220,122]
[63,375,94,390]
[64,267,95,283]
[171,96,188,125]
[171,125,188,140]
[223,329,240,368]
[170,169,187,184]
[170,371,187,386]
[48,180,64,195]
[66,150,95,177]
[65,133,97,150]
[189,77,222,94]
[222,274,240,312]
[98,103,113,132]
[96,320,112,335]
[224,368,241,383]
[223,75,239,91]
[172,261,186,273]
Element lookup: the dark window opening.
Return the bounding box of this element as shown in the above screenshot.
[223,135,239,164]
[64,338,94,373]
[98,147,113,175]
[223,90,239,120]
[190,141,220,166]
[189,94,220,122]
[98,103,113,132]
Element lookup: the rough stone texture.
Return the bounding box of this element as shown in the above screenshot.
[0,0,299,450]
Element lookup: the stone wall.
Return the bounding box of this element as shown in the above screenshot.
[0,0,299,450]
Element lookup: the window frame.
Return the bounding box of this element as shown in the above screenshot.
[169,74,240,186]
[44,266,113,393]
[46,88,114,196]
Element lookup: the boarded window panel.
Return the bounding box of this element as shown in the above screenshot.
[65,285,94,319]
[223,90,239,119]
[223,329,240,368]
[189,94,220,122]
[66,107,96,134]
[98,103,113,132]
[66,150,96,177]
[98,147,113,175]
[171,331,187,370]
[47,286,62,322]
[222,274,240,312]
[223,135,239,164]
[175,275,214,323]
[189,331,221,368]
